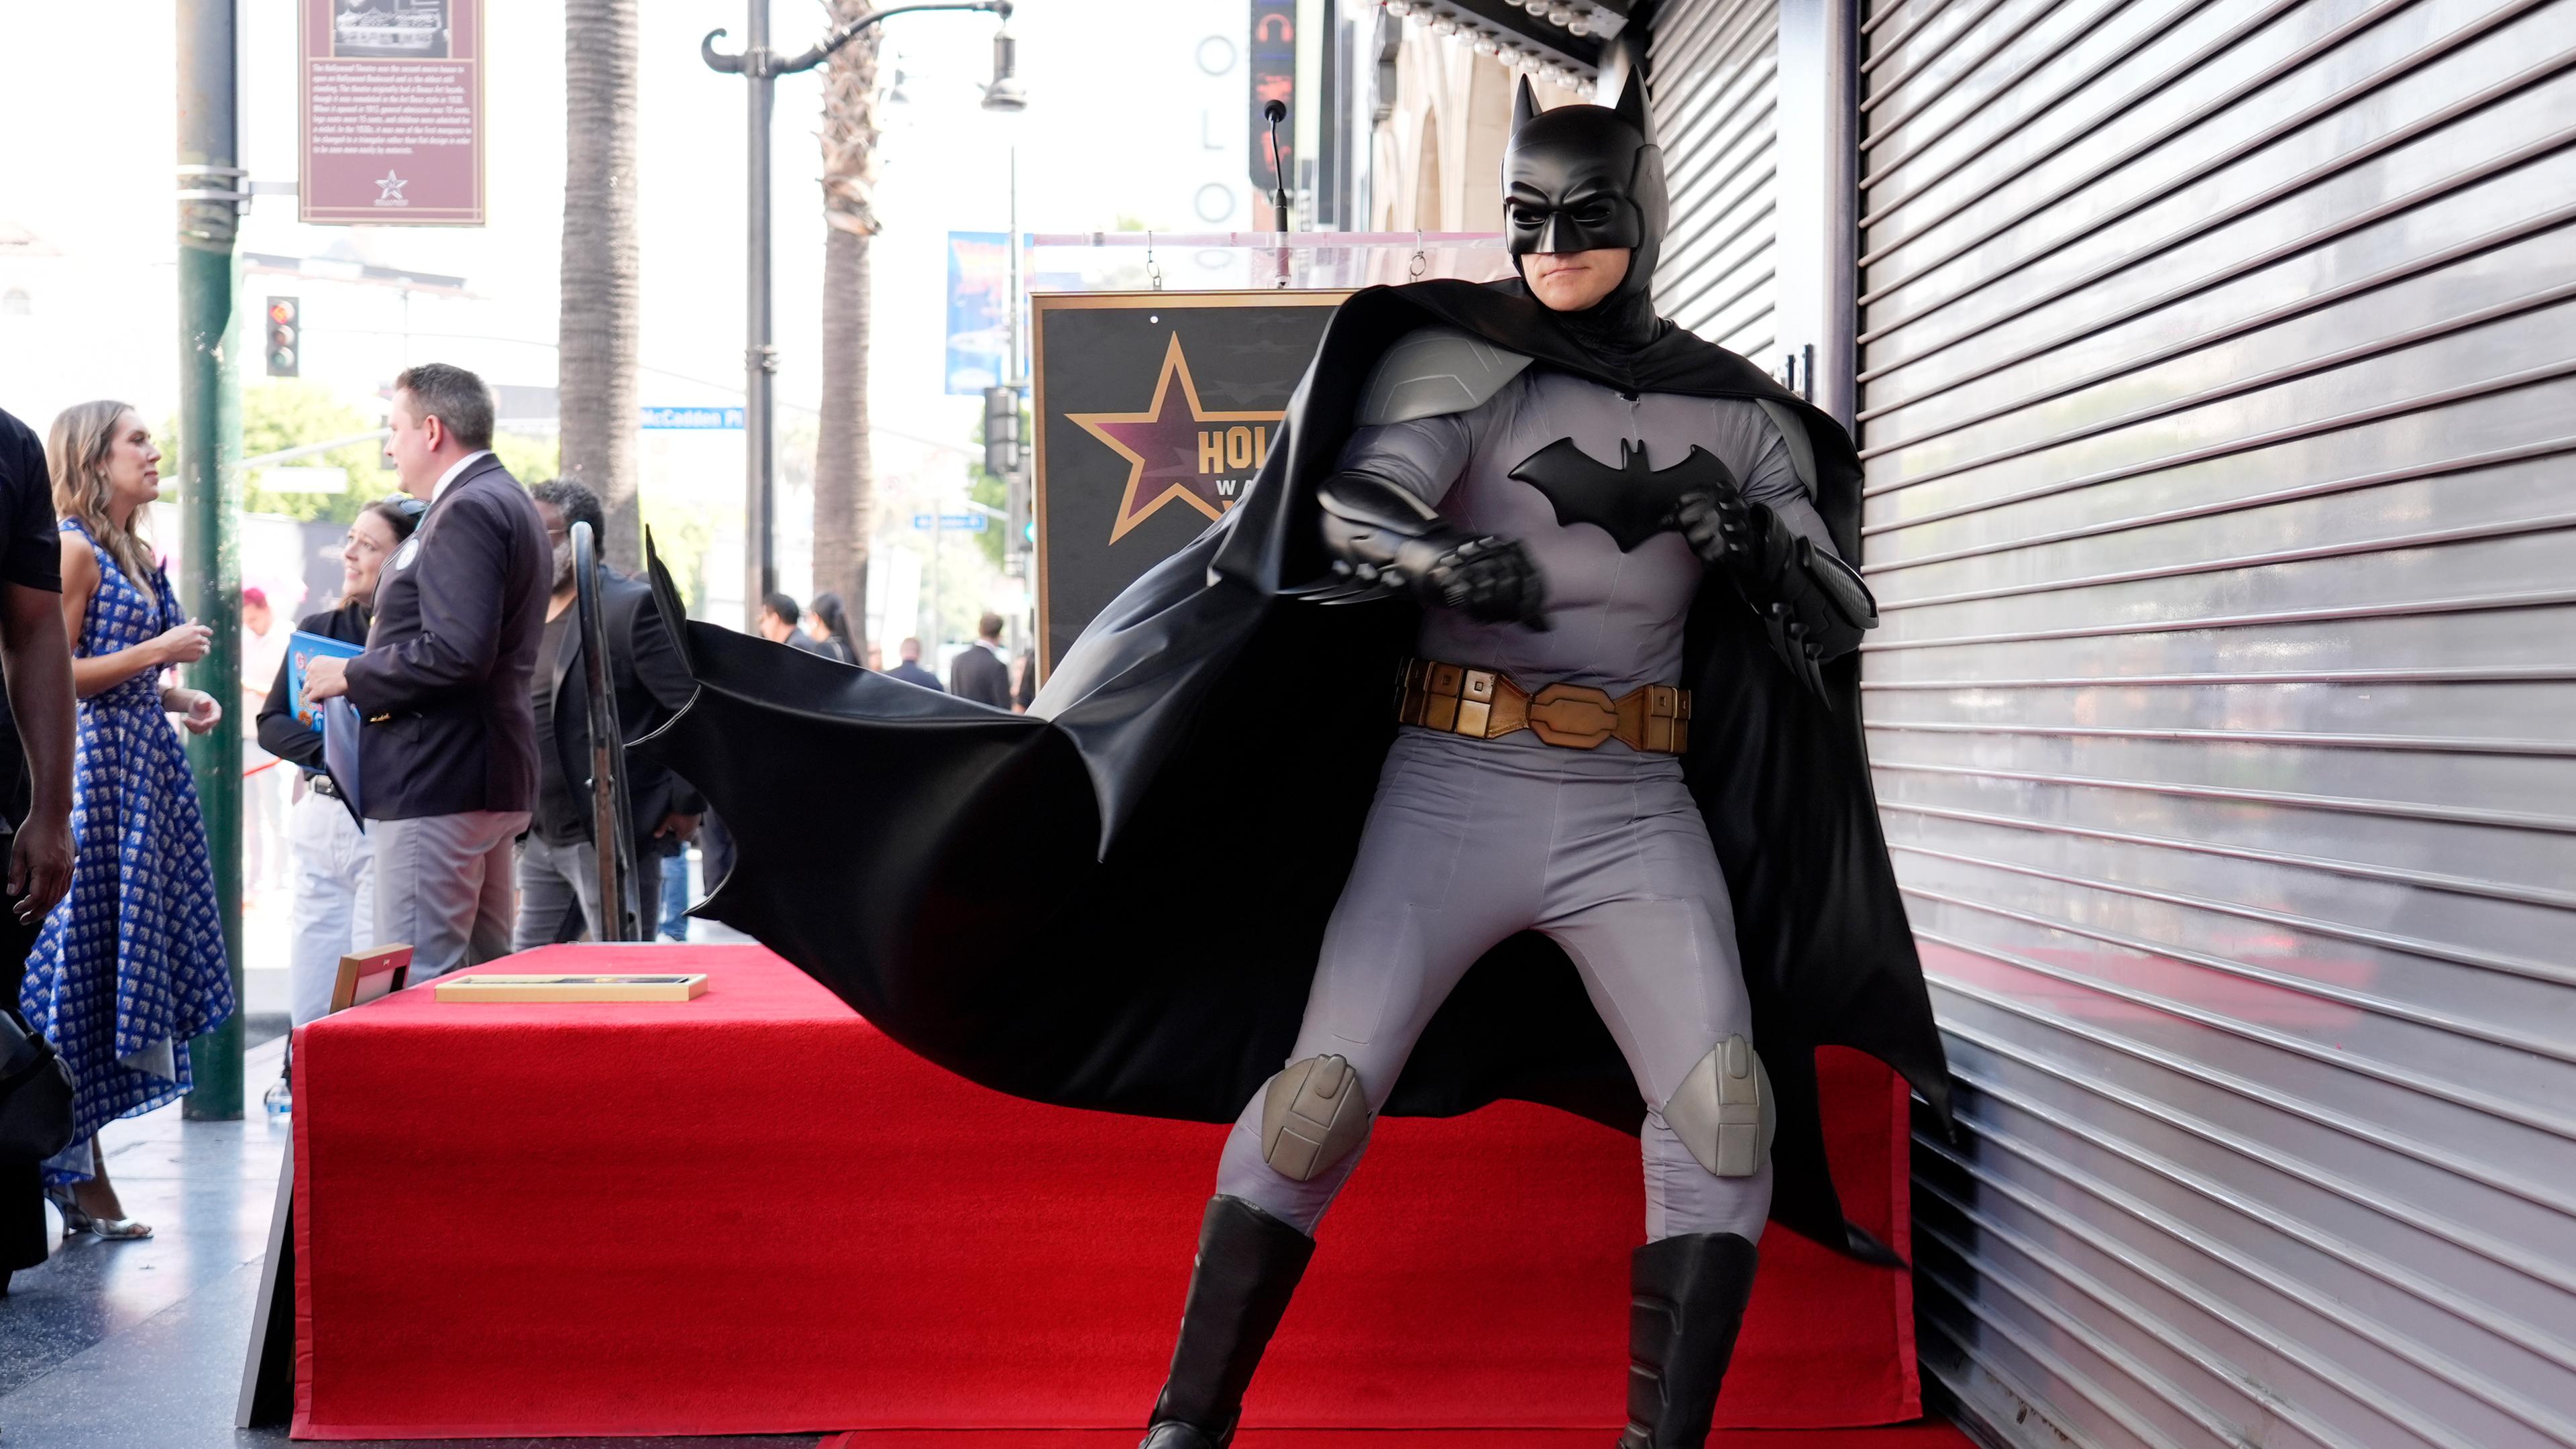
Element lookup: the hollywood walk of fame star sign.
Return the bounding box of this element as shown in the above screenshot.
[1030,289,1344,678]
[1068,334,1286,544]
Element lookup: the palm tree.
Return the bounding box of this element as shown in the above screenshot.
[560,0,641,571]
[812,1,884,658]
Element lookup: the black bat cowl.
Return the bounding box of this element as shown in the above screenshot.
[637,86,1948,1263]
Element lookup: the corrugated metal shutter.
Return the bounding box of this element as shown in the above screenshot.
[1854,1,2576,1446]
[1649,0,1780,358]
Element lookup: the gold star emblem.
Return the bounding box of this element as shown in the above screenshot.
[1069,334,1285,544]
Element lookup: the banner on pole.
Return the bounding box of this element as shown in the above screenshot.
[300,0,485,225]
[1030,289,1346,676]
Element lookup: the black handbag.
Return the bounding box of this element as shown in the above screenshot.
[0,1010,74,1166]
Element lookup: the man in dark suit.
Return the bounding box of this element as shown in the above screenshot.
[0,407,76,1296]
[947,610,1012,708]
[515,480,702,948]
[757,592,830,657]
[885,637,942,692]
[302,363,549,979]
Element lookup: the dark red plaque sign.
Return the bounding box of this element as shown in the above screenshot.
[300,0,485,226]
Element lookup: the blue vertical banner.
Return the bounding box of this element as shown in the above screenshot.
[945,231,1012,396]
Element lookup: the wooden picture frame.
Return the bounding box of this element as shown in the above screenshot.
[327,943,413,1015]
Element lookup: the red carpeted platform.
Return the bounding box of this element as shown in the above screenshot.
[824,1423,1968,1433]
[292,945,1923,1440]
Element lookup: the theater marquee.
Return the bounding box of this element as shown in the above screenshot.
[1031,290,1346,676]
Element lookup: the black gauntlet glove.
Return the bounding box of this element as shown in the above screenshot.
[1674,483,1876,702]
[1297,472,1549,629]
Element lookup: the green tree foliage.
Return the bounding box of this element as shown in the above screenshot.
[489,431,562,488]
[965,405,1028,569]
[162,384,564,525]
[241,382,387,520]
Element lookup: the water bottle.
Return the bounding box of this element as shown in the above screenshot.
[263,1073,291,1116]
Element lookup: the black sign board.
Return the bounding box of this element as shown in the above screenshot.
[1249,0,1295,195]
[1031,290,1346,676]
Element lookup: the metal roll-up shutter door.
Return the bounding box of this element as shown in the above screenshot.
[1650,0,1780,358]
[1854,1,2576,1446]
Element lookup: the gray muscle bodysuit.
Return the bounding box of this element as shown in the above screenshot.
[1212,351,1845,1243]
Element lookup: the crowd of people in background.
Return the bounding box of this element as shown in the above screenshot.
[0,362,1042,1284]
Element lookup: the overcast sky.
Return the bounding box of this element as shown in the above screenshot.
[0,0,1253,473]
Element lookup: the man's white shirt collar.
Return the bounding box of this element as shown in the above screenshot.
[430,449,493,502]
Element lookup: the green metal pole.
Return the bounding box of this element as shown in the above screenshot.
[179,0,244,1121]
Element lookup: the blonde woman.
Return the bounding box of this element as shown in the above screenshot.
[19,401,231,1239]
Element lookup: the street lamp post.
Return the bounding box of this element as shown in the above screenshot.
[702,0,1018,630]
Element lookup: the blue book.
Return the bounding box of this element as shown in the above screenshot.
[322,696,365,828]
[285,630,364,735]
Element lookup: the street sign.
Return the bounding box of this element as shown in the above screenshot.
[641,407,745,430]
[912,514,989,532]
[299,0,486,226]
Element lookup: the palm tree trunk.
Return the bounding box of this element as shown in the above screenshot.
[560,0,641,572]
[814,6,883,659]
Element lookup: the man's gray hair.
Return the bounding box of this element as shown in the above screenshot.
[394,362,496,451]
[531,477,605,549]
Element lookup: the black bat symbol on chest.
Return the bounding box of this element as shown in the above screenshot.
[1507,437,1736,552]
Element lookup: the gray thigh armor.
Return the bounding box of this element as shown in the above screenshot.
[1213,731,1778,1238]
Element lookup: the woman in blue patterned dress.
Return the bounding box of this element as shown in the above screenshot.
[21,401,231,1238]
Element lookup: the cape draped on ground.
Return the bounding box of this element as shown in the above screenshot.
[641,278,1947,1256]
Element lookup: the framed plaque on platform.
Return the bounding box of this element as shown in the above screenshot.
[432,973,710,1004]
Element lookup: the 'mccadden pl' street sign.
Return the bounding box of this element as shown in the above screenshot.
[640,407,745,430]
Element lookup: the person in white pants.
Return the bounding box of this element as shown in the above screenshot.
[252,498,423,1097]
[283,773,374,1027]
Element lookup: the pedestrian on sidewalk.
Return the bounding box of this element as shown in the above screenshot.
[885,637,941,692]
[0,405,78,1291]
[803,591,857,664]
[759,592,831,657]
[513,480,702,949]
[299,364,551,982]
[252,496,423,1108]
[948,612,1012,708]
[23,401,233,1239]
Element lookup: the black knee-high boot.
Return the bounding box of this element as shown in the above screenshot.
[1619,1231,1760,1449]
[1139,1195,1316,1449]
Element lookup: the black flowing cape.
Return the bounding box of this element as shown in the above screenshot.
[641,278,1949,1258]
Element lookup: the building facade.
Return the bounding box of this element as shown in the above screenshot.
[1370,3,2576,1446]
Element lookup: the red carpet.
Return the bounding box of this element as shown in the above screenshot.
[292,946,1921,1439]
[824,1423,1968,1433]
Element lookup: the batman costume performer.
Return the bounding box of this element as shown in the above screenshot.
[640,74,1945,1449]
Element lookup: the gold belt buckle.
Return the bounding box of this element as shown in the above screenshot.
[1524,682,1619,749]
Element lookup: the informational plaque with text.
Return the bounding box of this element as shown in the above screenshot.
[300,0,484,225]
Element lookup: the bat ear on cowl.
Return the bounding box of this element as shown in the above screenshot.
[1611,68,1652,142]
[1514,74,1541,130]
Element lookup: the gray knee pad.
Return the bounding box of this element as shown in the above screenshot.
[1662,1035,1774,1178]
[1260,1055,1373,1182]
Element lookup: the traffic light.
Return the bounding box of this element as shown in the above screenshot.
[264,297,300,378]
[982,385,1020,477]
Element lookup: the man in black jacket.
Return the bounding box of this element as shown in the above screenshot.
[515,480,702,948]
[303,364,550,979]
[947,611,1011,708]
[884,637,943,693]
[0,407,75,1296]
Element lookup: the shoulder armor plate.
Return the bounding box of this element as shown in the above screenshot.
[1355,326,1536,426]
